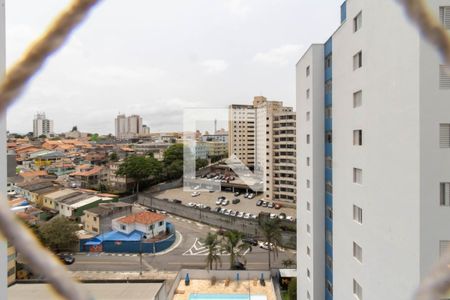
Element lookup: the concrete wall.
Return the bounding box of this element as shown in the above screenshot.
[138,193,296,249]
[148,179,183,193]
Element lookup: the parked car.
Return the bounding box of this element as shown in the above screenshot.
[274,203,281,209]
[243,213,251,219]
[268,202,274,208]
[187,202,196,207]
[218,196,226,200]
[243,192,249,198]
[234,191,240,196]
[242,238,258,246]
[191,192,200,197]
[193,185,200,190]
[250,214,257,219]
[57,253,75,265]
[216,198,223,205]
[224,209,231,215]
[262,201,268,207]
[278,213,286,220]
[232,261,246,270]
[146,208,156,213]
[256,200,263,206]
[173,199,182,204]
[248,193,255,199]
[259,242,274,250]
[221,199,229,206]
[236,211,244,218]
[230,210,237,217]
[232,198,240,204]
[286,216,294,221]
[213,207,221,213]
[269,213,278,219]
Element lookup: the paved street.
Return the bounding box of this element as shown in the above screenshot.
[154,188,296,219]
[69,213,296,273]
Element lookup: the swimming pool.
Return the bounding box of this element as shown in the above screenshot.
[189,294,267,300]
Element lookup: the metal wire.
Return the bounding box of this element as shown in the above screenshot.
[0,0,101,299]
[397,0,450,64]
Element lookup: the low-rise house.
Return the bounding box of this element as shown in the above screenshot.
[106,162,135,193]
[69,165,104,189]
[112,211,167,239]
[82,202,132,234]
[42,189,80,211]
[15,180,57,204]
[57,194,114,221]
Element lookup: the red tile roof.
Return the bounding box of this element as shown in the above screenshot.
[117,211,166,225]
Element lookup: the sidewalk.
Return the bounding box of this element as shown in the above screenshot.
[70,270,178,281]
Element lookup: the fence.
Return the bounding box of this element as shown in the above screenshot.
[138,193,296,249]
[148,179,183,193]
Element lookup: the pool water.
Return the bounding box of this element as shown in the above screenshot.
[189,294,267,300]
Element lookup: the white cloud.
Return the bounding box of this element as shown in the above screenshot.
[200,59,229,73]
[253,44,303,66]
[224,0,250,16]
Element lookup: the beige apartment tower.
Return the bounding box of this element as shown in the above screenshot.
[229,96,296,203]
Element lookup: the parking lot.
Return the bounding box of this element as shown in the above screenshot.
[153,187,296,221]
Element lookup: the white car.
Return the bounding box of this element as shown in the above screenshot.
[236,211,244,218]
[260,242,274,250]
[224,209,231,215]
[221,199,229,206]
[286,216,294,221]
[243,193,249,198]
[250,214,257,219]
[191,192,200,197]
[243,213,250,219]
[187,202,196,207]
[269,213,278,219]
[215,199,223,205]
[248,193,255,199]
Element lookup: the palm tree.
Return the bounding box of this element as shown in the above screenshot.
[260,218,282,269]
[202,233,222,270]
[221,230,252,269]
[281,258,296,268]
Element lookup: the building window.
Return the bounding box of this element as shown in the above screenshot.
[353,168,363,184]
[325,55,332,69]
[307,291,311,300]
[353,51,363,70]
[353,205,363,224]
[353,279,363,300]
[325,131,332,144]
[306,179,310,188]
[439,240,450,257]
[325,156,332,169]
[353,90,363,107]
[306,89,310,99]
[326,254,333,270]
[325,106,332,119]
[325,181,333,194]
[353,242,363,262]
[326,230,332,245]
[440,6,450,29]
[306,111,310,121]
[306,134,310,144]
[149,224,154,231]
[325,80,332,93]
[440,65,450,89]
[307,246,311,256]
[307,224,311,233]
[159,221,164,226]
[353,130,363,146]
[306,65,310,77]
[354,11,362,32]
[307,202,311,211]
[326,206,333,220]
[440,183,450,206]
[306,157,310,166]
[440,124,450,147]
[326,280,333,295]
[307,268,311,279]
[120,224,127,231]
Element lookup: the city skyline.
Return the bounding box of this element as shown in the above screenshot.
[5,0,342,134]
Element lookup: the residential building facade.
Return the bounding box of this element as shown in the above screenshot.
[229,96,296,203]
[112,211,167,238]
[83,202,132,234]
[115,114,147,139]
[296,1,450,300]
[33,112,54,138]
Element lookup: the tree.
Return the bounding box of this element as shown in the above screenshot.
[287,278,297,300]
[163,144,184,166]
[281,258,296,268]
[165,160,183,180]
[38,134,47,139]
[196,158,209,170]
[71,126,78,132]
[109,152,118,162]
[116,155,162,194]
[39,217,79,252]
[260,218,282,269]
[202,232,222,270]
[221,230,252,269]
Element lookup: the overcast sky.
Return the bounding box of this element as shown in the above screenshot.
[6,0,342,134]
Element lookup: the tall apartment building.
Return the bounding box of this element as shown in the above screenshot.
[114,114,146,139]
[229,96,296,203]
[296,1,450,300]
[33,112,54,137]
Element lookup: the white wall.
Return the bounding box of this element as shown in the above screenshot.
[296,44,325,300]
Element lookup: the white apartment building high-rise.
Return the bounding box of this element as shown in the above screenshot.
[115,114,147,139]
[32,112,54,137]
[229,96,296,203]
[297,1,450,300]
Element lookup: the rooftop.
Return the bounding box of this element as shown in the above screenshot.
[85,202,131,216]
[117,211,166,225]
[44,189,79,200]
